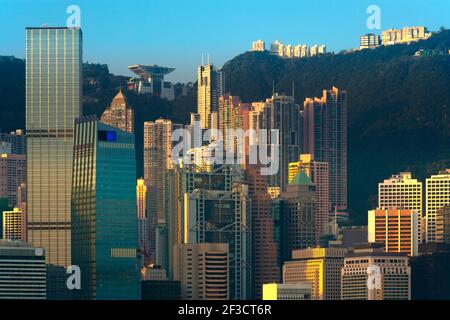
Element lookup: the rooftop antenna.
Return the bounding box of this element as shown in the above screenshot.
[272,80,275,96]
[201,53,204,66]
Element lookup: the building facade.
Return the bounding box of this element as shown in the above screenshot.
[137,178,155,265]
[288,154,329,239]
[246,165,280,299]
[173,243,229,300]
[0,240,46,299]
[262,283,312,300]
[197,64,224,129]
[378,172,423,242]
[2,207,26,241]
[0,129,26,154]
[381,26,430,45]
[283,247,347,300]
[0,153,26,208]
[303,87,347,211]
[368,209,419,256]
[426,169,450,242]
[341,246,410,300]
[251,40,265,52]
[100,89,134,133]
[71,118,140,300]
[281,172,317,258]
[360,33,380,49]
[26,27,82,298]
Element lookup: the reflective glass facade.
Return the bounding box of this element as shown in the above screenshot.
[25,27,82,298]
[72,118,140,300]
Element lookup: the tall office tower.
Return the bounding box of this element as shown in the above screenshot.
[197,64,224,129]
[0,153,26,207]
[173,243,229,300]
[100,89,134,133]
[246,165,280,299]
[426,169,450,242]
[137,178,155,266]
[181,164,251,300]
[143,119,182,269]
[262,283,312,300]
[0,129,26,154]
[341,245,411,300]
[72,117,140,300]
[250,94,301,191]
[280,172,316,260]
[378,172,423,242]
[368,209,419,256]
[283,247,347,300]
[360,33,381,49]
[303,87,347,211]
[218,94,251,162]
[0,240,46,299]
[26,27,82,298]
[288,154,329,239]
[3,208,26,240]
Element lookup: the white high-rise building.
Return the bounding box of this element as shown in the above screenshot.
[378,172,423,242]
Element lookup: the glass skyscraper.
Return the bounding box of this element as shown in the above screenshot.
[71,117,140,300]
[25,27,82,298]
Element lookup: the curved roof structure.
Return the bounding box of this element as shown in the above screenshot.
[128,64,175,79]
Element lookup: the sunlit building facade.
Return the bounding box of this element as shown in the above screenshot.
[2,207,26,241]
[303,87,347,211]
[100,89,134,133]
[262,283,312,300]
[173,243,229,300]
[71,118,140,300]
[378,172,423,243]
[426,169,450,242]
[137,178,155,265]
[0,153,26,208]
[197,64,224,129]
[341,246,411,300]
[360,33,380,49]
[283,247,347,300]
[381,26,431,45]
[26,27,82,298]
[251,40,265,51]
[368,209,419,256]
[181,165,252,300]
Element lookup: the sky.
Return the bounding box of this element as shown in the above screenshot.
[0,0,449,82]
